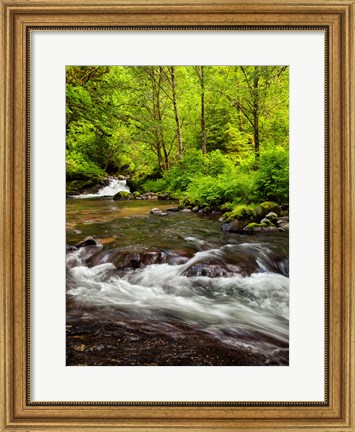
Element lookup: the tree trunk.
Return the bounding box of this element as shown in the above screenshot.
[200,66,206,155]
[253,66,260,162]
[149,67,169,171]
[169,67,183,160]
[156,87,168,170]
[157,67,169,170]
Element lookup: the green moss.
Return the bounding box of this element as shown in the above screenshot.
[224,204,256,222]
[113,191,132,201]
[261,218,274,226]
[219,202,233,212]
[255,201,281,220]
[245,222,268,229]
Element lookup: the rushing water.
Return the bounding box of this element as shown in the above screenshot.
[66,198,289,366]
[72,177,130,199]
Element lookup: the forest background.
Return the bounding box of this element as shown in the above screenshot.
[66,65,289,212]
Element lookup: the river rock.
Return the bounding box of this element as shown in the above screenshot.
[181,208,192,213]
[265,212,278,223]
[75,236,100,248]
[86,248,189,270]
[113,191,132,201]
[277,216,289,223]
[255,202,281,221]
[66,244,78,252]
[222,219,248,233]
[167,207,180,212]
[243,223,279,234]
[192,206,199,213]
[278,222,289,232]
[150,208,167,216]
[184,263,234,278]
[157,193,170,200]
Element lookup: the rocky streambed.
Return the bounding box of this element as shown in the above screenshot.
[66,199,289,366]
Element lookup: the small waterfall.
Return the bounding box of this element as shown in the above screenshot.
[73,177,130,199]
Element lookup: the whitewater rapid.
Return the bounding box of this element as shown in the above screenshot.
[73,177,130,198]
[66,242,289,356]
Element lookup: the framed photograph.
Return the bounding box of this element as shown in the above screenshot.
[1,0,354,431]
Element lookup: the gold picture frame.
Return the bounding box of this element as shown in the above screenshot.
[1,0,354,430]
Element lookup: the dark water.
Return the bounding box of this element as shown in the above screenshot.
[66,199,289,366]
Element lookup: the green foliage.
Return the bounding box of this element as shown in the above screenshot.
[179,196,198,208]
[142,178,167,193]
[184,169,257,209]
[186,177,227,207]
[66,150,105,181]
[219,202,234,212]
[140,149,261,209]
[205,150,234,177]
[162,151,205,192]
[65,65,289,202]
[255,148,289,203]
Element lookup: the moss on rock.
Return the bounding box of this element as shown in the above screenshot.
[225,204,256,223]
[255,202,281,221]
[243,221,278,234]
[113,191,132,201]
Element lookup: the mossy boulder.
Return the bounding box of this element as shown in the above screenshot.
[243,222,279,234]
[133,191,141,198]
[260,218,275,226]
[255,202,281,221]
[224,205,256,223]
[66,179,99,196]
[113,191,132,201]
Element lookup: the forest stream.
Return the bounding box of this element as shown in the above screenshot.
[66,183,289,367]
